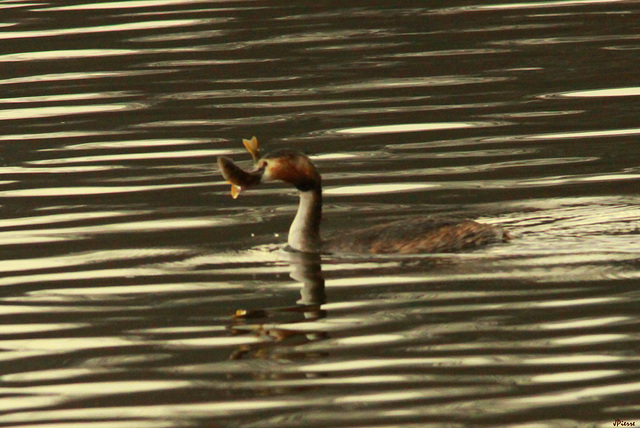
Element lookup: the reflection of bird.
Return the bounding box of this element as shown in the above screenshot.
[218,138,509,254]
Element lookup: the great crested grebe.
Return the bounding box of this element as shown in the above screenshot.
[218,137,510,254]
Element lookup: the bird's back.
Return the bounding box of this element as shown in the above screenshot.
[324,217,509,254]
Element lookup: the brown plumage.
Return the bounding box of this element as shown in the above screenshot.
[218,139,510,254]
[324,217,509,254]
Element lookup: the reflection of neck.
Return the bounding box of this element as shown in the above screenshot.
[288,187,322,253]
[287,251,326,307]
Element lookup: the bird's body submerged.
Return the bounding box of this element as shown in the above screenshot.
[218,138,509,254]
[324,217,506,254]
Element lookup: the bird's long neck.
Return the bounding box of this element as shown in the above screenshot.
[288,187,322,253]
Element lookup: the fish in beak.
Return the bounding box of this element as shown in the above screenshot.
[218,156,265,199]
[218,136,264,198]
[218,136,320,198]
[242,136,261,162]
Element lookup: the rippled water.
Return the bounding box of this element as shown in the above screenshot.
[1,1,640,427]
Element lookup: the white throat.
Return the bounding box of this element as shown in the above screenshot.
[288,188,322,253]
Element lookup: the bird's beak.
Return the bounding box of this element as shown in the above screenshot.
[217,156,265,199]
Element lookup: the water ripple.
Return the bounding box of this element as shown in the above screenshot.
[0,19,212,40]
[0,1,638,427]
[38,0,220,11]
[0,103,144,121]
[0,49,140,62]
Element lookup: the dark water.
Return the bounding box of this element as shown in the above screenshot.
[1,1,640,427]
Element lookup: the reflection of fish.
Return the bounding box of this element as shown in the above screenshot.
[218,137,510,254]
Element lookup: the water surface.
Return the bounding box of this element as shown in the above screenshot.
[1,1,639,427]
